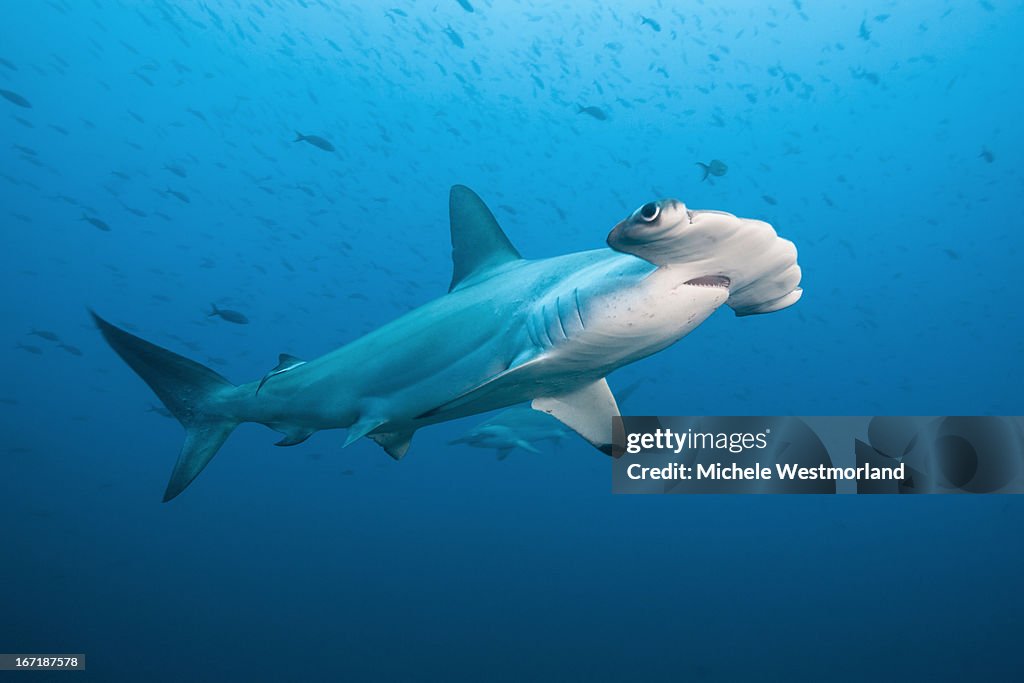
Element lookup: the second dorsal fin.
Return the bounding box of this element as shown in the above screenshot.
[256,353,307,395]
[448,185,522,291]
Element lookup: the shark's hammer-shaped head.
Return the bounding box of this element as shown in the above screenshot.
[607,199,802,316]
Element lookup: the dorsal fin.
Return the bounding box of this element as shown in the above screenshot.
[448,185,521,291]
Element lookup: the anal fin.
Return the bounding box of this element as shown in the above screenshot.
[532,378,619,456]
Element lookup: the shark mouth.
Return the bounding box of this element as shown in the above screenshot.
[684,275,731,288]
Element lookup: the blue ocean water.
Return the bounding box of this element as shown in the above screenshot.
[2,1,1022,680]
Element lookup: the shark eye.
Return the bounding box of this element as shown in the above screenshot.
[637,202,660,222]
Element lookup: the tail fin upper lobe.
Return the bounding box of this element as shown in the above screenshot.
[91,311,239,501]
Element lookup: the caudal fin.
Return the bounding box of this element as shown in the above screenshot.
[91,311,239,501]
[294,131,305,142]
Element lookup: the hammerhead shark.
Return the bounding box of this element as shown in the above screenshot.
[93,186,802,501]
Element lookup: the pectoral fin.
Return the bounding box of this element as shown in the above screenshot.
[532,379,619,456]
[416,353,548,419]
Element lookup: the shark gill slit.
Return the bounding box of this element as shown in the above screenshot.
[554,297,569,340]
[572,288,586,330]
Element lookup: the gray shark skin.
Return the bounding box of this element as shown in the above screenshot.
[93,185,802,501]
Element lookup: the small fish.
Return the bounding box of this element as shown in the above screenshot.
[29,329,60,341]
[164,163,187,177]
[979,147,994,163]
[641,16,661,32]
[696,159,728,181]
[146,403,173,418]
[81,213,111,231]
[576,104,607,120]
[58,343,82,356]
[456,0,474,12]
[16,342,43,355]
[209,303,249,324]
[165,187,190,203]
[762,195,778,205]
[0,89,31,108]
[859,19,871,41]
[294,131,335,152]
[444,26,464,48]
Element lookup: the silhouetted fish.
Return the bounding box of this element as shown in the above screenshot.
[30,329,60,341]
[577,104,607,120]
[0,89,31,108]
[165,188,190,203]
[209,304,249,324]
[859,19,871,41]
[146,403,173,418]
[81,214,111,231]
[456,0,474,12]
[696,159,728,181]
[294,131,335,152]
[164,163,187,177]
[444,26,464,48]
[641,16,661,31]
[58,343,82,356]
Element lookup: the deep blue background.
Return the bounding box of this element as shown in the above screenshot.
[2,1,1022,681]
